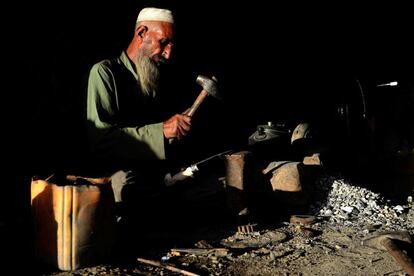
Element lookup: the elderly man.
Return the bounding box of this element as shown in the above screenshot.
[86,7,191,204]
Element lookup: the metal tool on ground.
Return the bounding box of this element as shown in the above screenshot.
[164,150,233,186]
[137,257,199,276]
[362,231,414,275]
[169,75,219,144]
[170,247,228,257]
[237,223,257,234]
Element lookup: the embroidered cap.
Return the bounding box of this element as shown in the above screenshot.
[136,7,174,23]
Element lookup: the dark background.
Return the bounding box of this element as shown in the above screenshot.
[0,3,413,271]
[2,2,413,216]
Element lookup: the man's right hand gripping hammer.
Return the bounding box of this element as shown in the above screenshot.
[163,113,192,141]
[164,75,219,143]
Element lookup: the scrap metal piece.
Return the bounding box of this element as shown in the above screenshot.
[224,151,252,215]
[291,122,311,144]
[362,231,414,276]
[263,161,304,192]
[290,215,316,226]
[237,223,257,234]
[137,257,200,276]
[170,248,228,257]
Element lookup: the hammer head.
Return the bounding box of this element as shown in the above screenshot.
[362,230,412,251]
[196,75,221,100]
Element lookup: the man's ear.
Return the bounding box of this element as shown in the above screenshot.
[136,25,148,39]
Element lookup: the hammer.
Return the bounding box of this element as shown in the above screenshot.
[362,230,414,275]
[186,75,220,117]
[169,75,219,143]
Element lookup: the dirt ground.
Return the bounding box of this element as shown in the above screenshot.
[46,223,412,276]
[27,166,412,276]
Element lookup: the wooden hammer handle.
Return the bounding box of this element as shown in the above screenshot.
[168,89,208,144]
[186,90,208,117]
[382,238,414,276]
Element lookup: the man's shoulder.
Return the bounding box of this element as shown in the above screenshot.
[92,56,121,70]
[90,56,123,76]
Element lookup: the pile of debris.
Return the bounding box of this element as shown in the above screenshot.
[309,174,414,235]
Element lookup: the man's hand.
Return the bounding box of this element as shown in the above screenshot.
[163,114,192,140]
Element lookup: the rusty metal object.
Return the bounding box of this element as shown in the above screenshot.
[237,223,256,234]
[362,231,414,276]
[263,161,303,192]
[290,215,318,238]
[262,162,311,211]
[137,257,200,276]
[303,153,322,165]
[31,175,116,271]
[224,151,252,216]
[225,151,251,190]
[170,248,228,257]
[290,215,316,225]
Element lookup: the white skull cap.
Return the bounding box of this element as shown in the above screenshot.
[136,7,174,23]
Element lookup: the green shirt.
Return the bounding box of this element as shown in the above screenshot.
[86,51,165,168]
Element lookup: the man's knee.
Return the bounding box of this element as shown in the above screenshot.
[111,170,136,203]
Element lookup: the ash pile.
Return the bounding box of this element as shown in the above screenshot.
[309,174,414,235]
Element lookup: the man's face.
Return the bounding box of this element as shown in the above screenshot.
[135,22,174,97]
[141,22,174,66]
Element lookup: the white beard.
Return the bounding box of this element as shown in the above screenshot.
[135,48,160,97]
